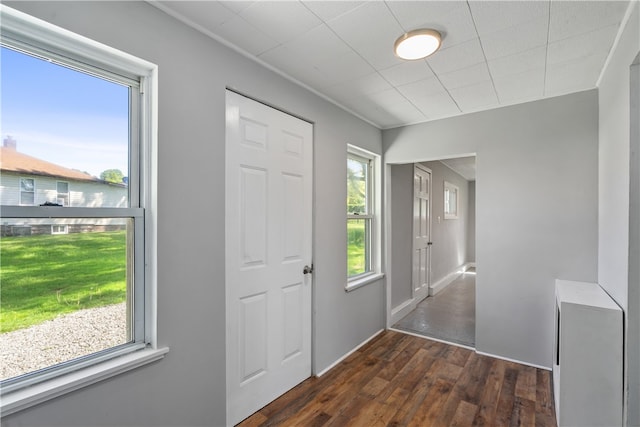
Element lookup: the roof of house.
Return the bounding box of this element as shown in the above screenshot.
[0,146,99,183]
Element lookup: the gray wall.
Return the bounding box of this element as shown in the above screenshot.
[390,164,414,308]
[384,90,599,368]
[3,2,384,426]
[467,181,476,262]
[597,3,639,424]
[421,160,469,283]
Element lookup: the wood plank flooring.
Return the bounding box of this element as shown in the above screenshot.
[237,330,557,427]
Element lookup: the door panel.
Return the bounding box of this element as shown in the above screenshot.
[226,91,313,425]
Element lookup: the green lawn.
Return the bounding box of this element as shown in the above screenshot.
[0,231,127,333]
[347,220,366,276]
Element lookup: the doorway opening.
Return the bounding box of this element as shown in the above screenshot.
[388,156,476,347]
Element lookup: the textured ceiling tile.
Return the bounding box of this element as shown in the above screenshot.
[327,2,405,69]
[326,2,403,49]
[493,68,545,105]
[158,1,236,31]
[396,76,448,98]
[351,101,421,129]
[214,15,279,56]
[449,80,499,111]
[408,91,461,119]
[547,24,619,65]
[325,73,393,100]
[383,100,428,123]
[302,1,365,21]
[258,45,324,83]
[378,60,435,87]
[487,46,546,79]
[363,88,408,107]
[469,1,549,36]
[219,1,254,15]
[549,0,630,42]
[282,24,353,66]
[480,15,549,60]
[545,55,607,96]
[386,1,478,49]
[312,51,376,86]
[240,1,322,44]
[426,38,486,75]
[439,63,492,91]
[323,73,392,106]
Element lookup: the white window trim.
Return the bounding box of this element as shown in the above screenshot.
[444,181,459,220]
[0,5,165,416]
[346,145,384,292]
[51,224,68,235]
[56,181,69,206]
[19,177,35,206]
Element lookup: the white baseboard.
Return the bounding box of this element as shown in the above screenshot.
[315,329,384,377]
[390,282,430,325]
[390,299,414,325]
[429,262,474,296]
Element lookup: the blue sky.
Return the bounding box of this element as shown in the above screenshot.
[1,46,129,178]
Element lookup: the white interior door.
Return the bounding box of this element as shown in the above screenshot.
[413,164,431,297]
[225,91,312,426]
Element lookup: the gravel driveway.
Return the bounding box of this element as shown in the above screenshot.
[1,302,127,380]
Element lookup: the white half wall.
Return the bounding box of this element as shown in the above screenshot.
[384,90,599,369]
[597,2,639,424]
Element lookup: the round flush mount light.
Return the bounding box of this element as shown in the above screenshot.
[394,29,442,60]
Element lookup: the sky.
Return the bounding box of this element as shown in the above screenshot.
[1,46,130,178]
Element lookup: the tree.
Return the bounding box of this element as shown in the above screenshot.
[100,169,124,184]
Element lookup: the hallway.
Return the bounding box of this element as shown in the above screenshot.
[392,269,476,347]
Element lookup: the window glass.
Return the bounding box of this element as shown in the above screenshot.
[1,46,130,208]
[347,218,370,276]
[347,157,368,215]
[57,181,69,206]
[347,154,372,278]
[1,44,140,386]
[19,178,34,205]
[0,218,131,380]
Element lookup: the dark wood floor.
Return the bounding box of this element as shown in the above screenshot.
[238,330,557,427]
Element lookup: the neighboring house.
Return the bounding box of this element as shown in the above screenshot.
[0,137,127,236]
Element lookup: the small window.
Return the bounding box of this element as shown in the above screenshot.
[347,154,372,277]
[444,181,459,219]
[51,224,68,234]
[19,178,34,205]
[56,181,69,206]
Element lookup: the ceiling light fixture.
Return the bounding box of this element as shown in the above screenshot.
[394,29,442,60]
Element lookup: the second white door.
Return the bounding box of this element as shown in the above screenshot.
[413,164,431,297]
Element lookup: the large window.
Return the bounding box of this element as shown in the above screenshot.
[0,5,163,416]
[346,145,382,290]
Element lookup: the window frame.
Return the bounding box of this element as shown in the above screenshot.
[444,181,459,219]
[346,145,384,292]
[19,177,35,205]
[0,5,165,417]
[56,181,69,206]
[51,224,68,235]
[347,152,373,278]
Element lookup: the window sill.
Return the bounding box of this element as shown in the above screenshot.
[345,273,385,292]
[1,347,169,417]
